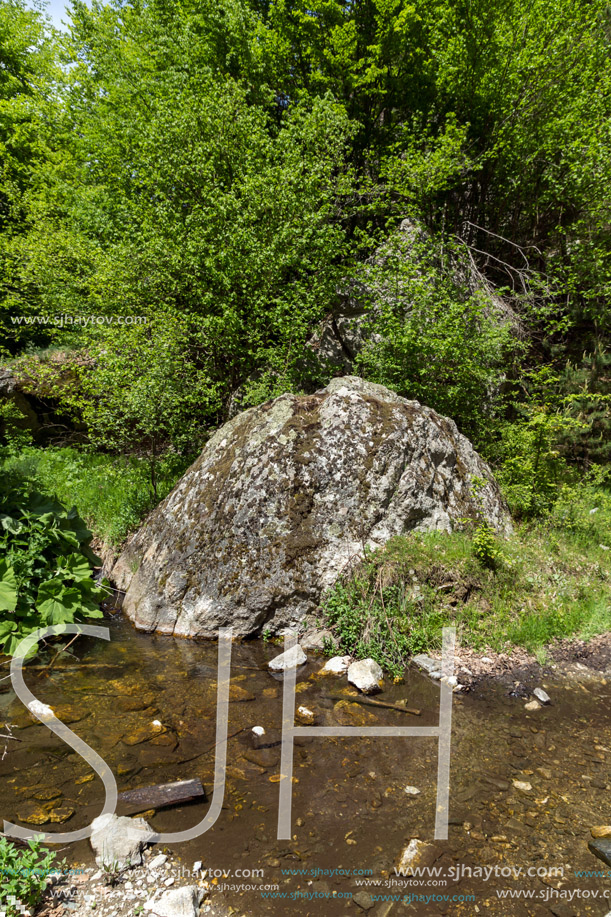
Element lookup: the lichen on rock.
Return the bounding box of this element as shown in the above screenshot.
[112,376,511,637]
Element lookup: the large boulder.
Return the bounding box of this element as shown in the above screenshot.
[112,376,511,637]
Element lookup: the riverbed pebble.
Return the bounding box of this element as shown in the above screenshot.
[319,655,352,675]
[347,658,383,694]
[533,687,551,704]
[268,644,307,671]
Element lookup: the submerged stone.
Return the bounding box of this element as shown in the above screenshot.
[589,837,611,867]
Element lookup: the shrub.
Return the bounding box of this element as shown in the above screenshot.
[0,835,56,915]
[0,485,106,657]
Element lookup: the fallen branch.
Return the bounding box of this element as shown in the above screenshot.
[328,695,421,716]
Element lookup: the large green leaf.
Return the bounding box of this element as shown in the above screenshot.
[62,554,94,582]
[0,562,18,613]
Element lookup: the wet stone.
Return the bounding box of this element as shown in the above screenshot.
[589,837,611,867]
[353,890,375,911]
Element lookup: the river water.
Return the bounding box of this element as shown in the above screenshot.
[0,616,609,916]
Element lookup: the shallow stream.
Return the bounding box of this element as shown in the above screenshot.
[0,617,609,916]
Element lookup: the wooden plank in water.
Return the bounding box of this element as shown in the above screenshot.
[118,778,205,812]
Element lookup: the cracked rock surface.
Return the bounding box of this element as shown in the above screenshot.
[113,376,511,637]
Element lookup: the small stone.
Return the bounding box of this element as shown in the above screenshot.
[512,780,532,793]
[397,839,434,874]
[533,687,551,705]
[524,700,541,711]
[536,767,552,780]
[404,786,421,796]
[296,706,315,725]
[589,837,611,867]
[145,886,202,917]
[347,659,383,694]
[252,726,266,737]
[591,826,611,838]
[268,645,307,671]
[193,861,202,872]
[412,654,441,678]
[319,656,352,676]
[148,854,168,870]
[163,877,175,887]
[301,629,336,650]
[352,890,374,911]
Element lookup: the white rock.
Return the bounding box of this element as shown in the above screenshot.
[347,658,383,694]
[404,786,421,796]
[441,675,457,687]
[27,699,54,720]
[268,644,307,671]
[297,705,315,724]
[193,861,202,872]
[164,877,175,887]
[301,629,336,650]
[320,655,352,676]
[397,839,433,874]
[533,687,551,705]
[513,780,532,793]
[524,700,541,711]
[148,854,168,871]
[252,726,266,737]
[90,813,156,869]
[412,654,439,675]
[112,376,512,638]
[481,656,493,664]
[145,886,202,917]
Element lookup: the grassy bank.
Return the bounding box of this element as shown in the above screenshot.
[320,484,611,675]
[1,446,189,550]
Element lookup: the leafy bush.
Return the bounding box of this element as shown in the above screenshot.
[0,486,106,657]
[1,446,189,548]
[353,233,514,443]
[0,835,56,915]
[320,496,610,668]
[471,522,501,570]
[322,550,450,676]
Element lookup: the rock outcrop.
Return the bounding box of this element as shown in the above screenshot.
[112,376,511,637]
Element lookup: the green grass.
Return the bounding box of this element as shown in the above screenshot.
[321,483,611,673]
[1,446,189,549]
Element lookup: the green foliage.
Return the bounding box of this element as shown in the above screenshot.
[321,481,611,667]
[0,484,106,657]
[0,834,56,915]
[323,550,449,676]
[471,522,501,570]
[493,368,588,517]
[0,0,60,355]
[354,233,513,441]
[1,445,188,548]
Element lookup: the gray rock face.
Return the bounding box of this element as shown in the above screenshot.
[347,658,384,694]
[113,376,511,637]
[90,813,155,869]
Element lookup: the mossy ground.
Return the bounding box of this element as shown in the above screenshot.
[320,483,611,674]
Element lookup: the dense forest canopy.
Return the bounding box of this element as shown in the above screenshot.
[0,0,609,491]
